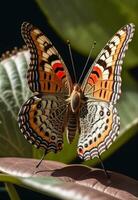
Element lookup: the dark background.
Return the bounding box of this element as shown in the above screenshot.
[0,1,137,199]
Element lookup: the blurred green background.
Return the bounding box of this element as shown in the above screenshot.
[0,0,137,189]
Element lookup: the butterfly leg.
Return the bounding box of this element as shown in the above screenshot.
[36,150,47,168]
[98,154,110,180]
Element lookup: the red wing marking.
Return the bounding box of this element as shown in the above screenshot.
[93,66,102,77]
[52,62,63,70]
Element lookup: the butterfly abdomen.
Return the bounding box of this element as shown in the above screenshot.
[67,111,78,143]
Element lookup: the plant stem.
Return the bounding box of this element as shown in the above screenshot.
[5,182,21,200]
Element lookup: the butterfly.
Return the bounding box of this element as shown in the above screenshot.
[18,22,135,161]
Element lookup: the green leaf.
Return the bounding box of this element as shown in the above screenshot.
[0,158,138,200]
[0,50,32,157]
[1,175,65,200]
[36,0,138,68]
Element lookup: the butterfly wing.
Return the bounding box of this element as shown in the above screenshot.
[78,24,135,160]
[18,22,71,152]
[18,94,67,152]
[78,101,120,160]
[82,23,135,104]
[21,22,72,94]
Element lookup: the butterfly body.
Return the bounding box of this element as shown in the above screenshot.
[67,84,84,113]
[18,22,135,160]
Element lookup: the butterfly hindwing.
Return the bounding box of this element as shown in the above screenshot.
[78,102,120,160]
[21,22,72,94]
[18,94,67,152]
[82,23,135,104]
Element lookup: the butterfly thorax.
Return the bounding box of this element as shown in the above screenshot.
[68,84,83,113]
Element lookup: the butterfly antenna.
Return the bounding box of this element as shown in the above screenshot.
[78,41,96,84]
[67,40,77,82]
[36,150,47,168]
[98,154,110,180]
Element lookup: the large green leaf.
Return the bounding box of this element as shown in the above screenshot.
[0,50,32,157]
[0,158,138,200]
[0,49,137,164]
[36,0,138,68]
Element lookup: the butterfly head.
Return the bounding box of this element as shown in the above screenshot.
[73,84,81,92]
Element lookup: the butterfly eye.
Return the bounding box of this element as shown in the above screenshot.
[99,110,104,116]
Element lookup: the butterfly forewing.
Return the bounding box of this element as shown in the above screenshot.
[82,23,135,104]
[21,22,72,94]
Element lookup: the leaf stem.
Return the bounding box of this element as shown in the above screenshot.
[5,182,21,200]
